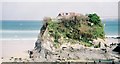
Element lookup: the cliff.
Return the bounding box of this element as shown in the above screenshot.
[31,12,119,62]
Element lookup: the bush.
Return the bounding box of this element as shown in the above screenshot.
[88,13,101,25]
[46,13,105,47]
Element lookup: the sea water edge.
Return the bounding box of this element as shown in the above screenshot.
[0,19,119,40]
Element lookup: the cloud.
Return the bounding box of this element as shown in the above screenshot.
[0,2,2,20]
[2,2,118,20]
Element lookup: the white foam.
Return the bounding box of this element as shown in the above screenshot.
[105,35,119,38]
[0,30,40,33]
[0,38,37,40]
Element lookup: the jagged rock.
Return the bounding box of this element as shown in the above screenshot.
[32,12,119,62]
[113,44,120,54]
[34,39,41,52]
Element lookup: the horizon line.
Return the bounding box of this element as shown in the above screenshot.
[0,18,119,21]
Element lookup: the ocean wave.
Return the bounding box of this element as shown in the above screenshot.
[0,38,37,40]
[105,35,119,37]
[0,30,40,33]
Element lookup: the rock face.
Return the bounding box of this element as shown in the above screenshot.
[113,43,120,54]
[32,12,119,62]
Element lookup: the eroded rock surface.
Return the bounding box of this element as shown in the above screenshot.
[31,12,120,62]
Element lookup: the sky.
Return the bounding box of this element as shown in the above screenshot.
[1,2,118,20]
[0,2,2,20]
[1,0,119,2]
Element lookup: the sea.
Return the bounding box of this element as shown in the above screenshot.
[0,19,119,40]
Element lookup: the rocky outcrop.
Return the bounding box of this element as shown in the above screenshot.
[31,12,119,62]
[32,42,120,62]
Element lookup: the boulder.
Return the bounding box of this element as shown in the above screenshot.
[113,43,120,54]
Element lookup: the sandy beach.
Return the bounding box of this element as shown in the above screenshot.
[1,39,36,62]
[1,37,119,62]
[0,39,2,63]
[105,38,119,45]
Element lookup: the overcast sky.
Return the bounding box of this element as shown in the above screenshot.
[2,2,118,20]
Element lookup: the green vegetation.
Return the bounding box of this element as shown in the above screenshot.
[45,13,105,48]
[88,13,100,25]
